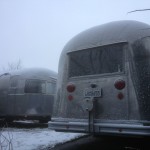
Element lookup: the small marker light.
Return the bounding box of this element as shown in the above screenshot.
[117,92,124,100]
[68,95,73,101]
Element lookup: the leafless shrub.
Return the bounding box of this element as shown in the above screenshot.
[2,59,23,72]
[0,123,13,150]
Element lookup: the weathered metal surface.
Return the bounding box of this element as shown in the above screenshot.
[49,20,150,136]
[0,68,57,122]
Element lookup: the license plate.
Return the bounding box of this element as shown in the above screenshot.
[84,88,102,97]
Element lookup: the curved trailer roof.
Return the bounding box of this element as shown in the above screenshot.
[62,20,150,53]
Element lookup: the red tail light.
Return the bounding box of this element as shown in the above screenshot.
[117,92,124,100]
[66,83,76,92]
[68,95,73,101]
[114,79,125,90]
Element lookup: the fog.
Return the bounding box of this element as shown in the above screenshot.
[0,0,150,72]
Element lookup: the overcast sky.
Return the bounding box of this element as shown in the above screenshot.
[0,0,150,73]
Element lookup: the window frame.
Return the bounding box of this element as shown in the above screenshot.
[67,42,127,78]
[24,79,46,94]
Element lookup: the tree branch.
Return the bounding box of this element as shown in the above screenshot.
[127,9,150,14]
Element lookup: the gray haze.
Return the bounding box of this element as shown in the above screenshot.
[0,0,150,73]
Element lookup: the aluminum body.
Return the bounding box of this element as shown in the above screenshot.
[49,20,150,136]
[0,68,57,122]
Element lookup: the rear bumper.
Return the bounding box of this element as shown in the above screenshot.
[48,118,150,136]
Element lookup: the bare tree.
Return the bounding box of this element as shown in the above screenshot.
[2,59,23,72]
[8,59,22,71]
[0,123,13,150]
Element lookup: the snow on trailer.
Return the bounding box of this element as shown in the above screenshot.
[49,20,150,137]
[0,68,57,123]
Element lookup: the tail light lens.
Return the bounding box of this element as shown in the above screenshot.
[66,83,76,92]
[117,92,124,100]
[68,95,73,101]
[114,79,125,90]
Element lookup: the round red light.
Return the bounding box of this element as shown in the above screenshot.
[117,92,124,100]
[68,95,73,101]
[114,79,125,90]
[66,83,76,92]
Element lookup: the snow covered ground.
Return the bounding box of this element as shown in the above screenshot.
[0,127,86,150]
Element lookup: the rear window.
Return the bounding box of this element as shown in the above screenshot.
[68,43,125,77]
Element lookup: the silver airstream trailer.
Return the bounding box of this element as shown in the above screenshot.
[0,68,57,123]
[49,20,150,136]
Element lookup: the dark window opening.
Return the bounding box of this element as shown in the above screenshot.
[24,79,46,93]
[68,43,125,77]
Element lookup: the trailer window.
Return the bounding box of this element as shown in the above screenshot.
[68,43,125,77]
[24,79,46,93]
[46,82,56,94]
[10,76,19,87]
